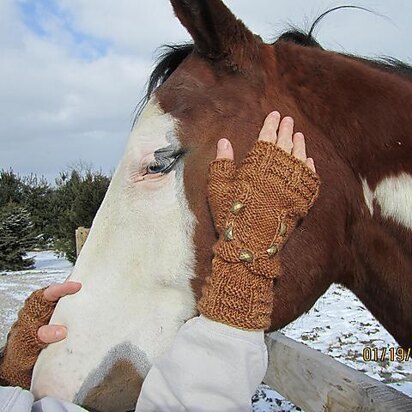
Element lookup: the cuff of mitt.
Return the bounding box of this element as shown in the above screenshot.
[198,257,274,330]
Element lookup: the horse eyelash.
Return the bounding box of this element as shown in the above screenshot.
[145,151,184,175]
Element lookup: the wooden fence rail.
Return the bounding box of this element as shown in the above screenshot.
[264,333,412,411]
[75,226,90,256]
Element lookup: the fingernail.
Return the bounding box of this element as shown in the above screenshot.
[218,139,230,150]
[270,111,280,118]
[55,328,66,339]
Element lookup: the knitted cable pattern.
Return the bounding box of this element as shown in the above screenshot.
[198,140,320,330]
[0,288,56,388]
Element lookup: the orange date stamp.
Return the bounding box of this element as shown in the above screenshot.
[362,347,411,362]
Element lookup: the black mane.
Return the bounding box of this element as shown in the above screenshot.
[277,28,412,80]
[135,6,412,119]
[134,44,194,122]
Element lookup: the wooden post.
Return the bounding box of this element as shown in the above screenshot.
[264,333,412,412]
[75,227,90,257]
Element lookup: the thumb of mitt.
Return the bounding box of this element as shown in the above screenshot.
[208,139,236,234]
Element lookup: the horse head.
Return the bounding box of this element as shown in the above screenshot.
[32,1,412,410]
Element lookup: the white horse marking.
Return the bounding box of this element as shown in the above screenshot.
[31,98,197,407]
[374,173,412,230]
[361,173,412,230]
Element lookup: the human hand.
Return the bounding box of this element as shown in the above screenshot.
[0,281,81,388]
[215,111,316,172]
[208,111,319,253]
[37,281,82,343]
[209,111,318,235]
[198,111,320,330]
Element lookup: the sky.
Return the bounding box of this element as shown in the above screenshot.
[1,0,411,182]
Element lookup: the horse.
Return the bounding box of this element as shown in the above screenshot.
[31,1,412,410]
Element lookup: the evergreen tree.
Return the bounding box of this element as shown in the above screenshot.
[0,204,38,271]
[22,174,54,246]
[52,166,110,263]
[0,169,24,207]
[0,169,53,248]
[0,166,110,267]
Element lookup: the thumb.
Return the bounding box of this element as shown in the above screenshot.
[208,139,236,234]
[216,138,234,160]
[38,325,67,344]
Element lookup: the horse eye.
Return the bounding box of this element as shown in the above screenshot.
[146,156,180,175]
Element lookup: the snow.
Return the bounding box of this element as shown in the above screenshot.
[0,252,411,411]
[253,284,412,411]
[0,251,71,341]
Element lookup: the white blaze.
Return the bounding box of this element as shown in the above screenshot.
[361,173,412,230]
[31,98,197,403]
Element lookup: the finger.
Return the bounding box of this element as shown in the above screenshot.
[216,138,234,160]
[38,325,67,344]
[209,140,236,232]
[258,111,281,143]
[291,132,307,162]
[306,158,316,173]
[276,116,294,154]
[210,138,236,180]
[43,281,82,302]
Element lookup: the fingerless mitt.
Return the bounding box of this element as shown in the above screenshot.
[198,141,320,330]
[0,288,55,388]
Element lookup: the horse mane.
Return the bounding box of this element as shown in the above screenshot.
[278,29,412,80]
[134,6,412,120]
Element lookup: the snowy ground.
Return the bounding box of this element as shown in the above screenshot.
[253,285,412,411]
[1,252,411,411]
[0,251,70,342]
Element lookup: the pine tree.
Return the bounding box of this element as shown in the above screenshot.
[0,169,53,248]
[0,204,38,271]
[22,174,54,246]
[0,169,24,207]
[0,166,110,266]
[52,166,110,263]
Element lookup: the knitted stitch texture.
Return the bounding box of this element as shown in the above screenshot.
[0,288,55,388]
[198,140,320,330]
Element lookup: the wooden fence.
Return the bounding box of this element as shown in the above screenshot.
[75,228,412,411]
[264,333,412,411]
[75,226,90,256]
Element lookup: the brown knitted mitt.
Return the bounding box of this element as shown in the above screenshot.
[198,140,320,330]
[0,288,56,388]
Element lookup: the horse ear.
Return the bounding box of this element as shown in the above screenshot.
[170,0,260,70]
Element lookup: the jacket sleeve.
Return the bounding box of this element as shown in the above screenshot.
[0,386,88,412]
[135,315,267,412]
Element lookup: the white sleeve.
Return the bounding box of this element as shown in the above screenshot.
[135,315,267,412]
[0,386,87,412]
